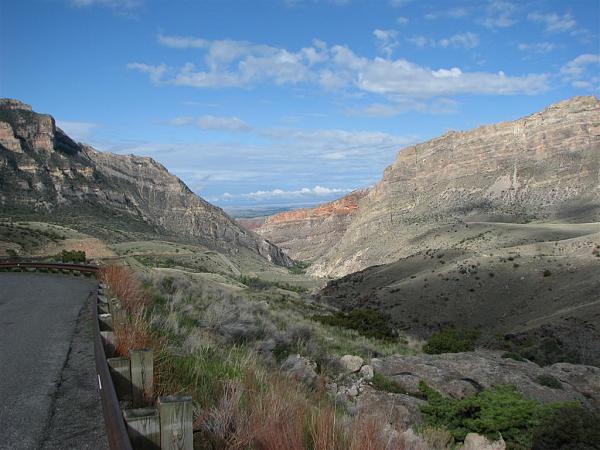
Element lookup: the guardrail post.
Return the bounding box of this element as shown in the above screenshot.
[123,407,160,450]
[99,313,113,331]
[158,395,193,450]
[113,306,127,331]
[101,331,116,357]
[130,349,153,407]
[108,356,132,401]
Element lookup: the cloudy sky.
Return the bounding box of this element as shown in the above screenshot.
[1,0,598,209]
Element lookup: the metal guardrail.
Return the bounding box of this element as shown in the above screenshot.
[93,285,134,450]
[0,261,132,449]
[0,261,99,274]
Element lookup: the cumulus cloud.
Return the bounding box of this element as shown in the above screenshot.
[560,54,600,90]
[126,62,167,83]
[396,16,409,25]
[481,0,517,29]
[217,185,354,201]
[409,32,479,49]
[373,29,399,58]
[130,34,548,100]
[528,12,576,33]
[166,115,251,132]
[517,42,557,54]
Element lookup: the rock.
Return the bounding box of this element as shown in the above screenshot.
[359,364,374,380]
[255,96,600,278]
[280,354,317,385]
[0,99,292,268]
[340,355,364,372]
[356,385,425,428]
[461,433,506,450]
[371,350,600,409]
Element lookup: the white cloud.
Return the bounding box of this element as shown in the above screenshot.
[166,115,251,132]
[130,34,548,99]
[560,54,600,90]
[373,29,399,58]
[396,16,409,25]
[389,0,412,7]
[351,98,458,117]
[222,185,354,201]
[410,32,479,49]
[528,12,576,33]
[56,121,100,141]
[517,42,557,54]
[425,7,468,20]
[126,62,167,83]
[70,0,141,8]
[481,0,517,29]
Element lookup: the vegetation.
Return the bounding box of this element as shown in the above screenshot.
[423,327,480,354]
[312,308,396,341]
[370,372,408,394]
[289,260,311,274]
[531,404,600,450]
[501,351,526,362]
[535,374,563,390]
[59,249,86,263]
[419,382,570,449]
[238,274,308,293]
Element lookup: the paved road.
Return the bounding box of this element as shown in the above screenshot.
[0,272,108,450]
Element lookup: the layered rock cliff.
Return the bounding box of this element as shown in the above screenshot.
[252,189,368,262]
[257,96,600,277]
[0,99,292,267]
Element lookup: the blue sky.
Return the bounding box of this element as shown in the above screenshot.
[1,0,598,209]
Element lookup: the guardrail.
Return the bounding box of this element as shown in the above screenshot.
[0,261,99,274]
[0,262,192,449]
[94,283,135,450]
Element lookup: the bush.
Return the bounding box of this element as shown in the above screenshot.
[423,328,480,354]
[502,351,526,362]
[289,260,310,274]
[531,405,600,450]
[535,374,562,390]
[371,372,407,394]
[419,382,566,449]
[59,249,86,263]
[312,308,396,340]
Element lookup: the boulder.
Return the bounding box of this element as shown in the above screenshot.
[359,364,374,380]
[340,355,364,372]
[280,354,317,385]
[371,350,600,409]
[461,433,506,450]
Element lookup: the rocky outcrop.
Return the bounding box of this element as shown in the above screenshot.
[371,350,600,409]
[0,99,292,267]
[255,97,600,277]
[253,189,368,262]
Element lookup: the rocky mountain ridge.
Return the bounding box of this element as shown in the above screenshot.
[254,96,600,277]
[0,99,292,267]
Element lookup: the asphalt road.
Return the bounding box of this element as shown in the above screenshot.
[0,272,108,450]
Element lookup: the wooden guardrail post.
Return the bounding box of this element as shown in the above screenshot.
[123,408,160,450]
[108,356,132,401]
[158,395,193,450]
[99,313,113,331]
[130,349,153,408]
[101,331,116,357]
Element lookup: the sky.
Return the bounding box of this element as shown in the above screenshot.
[1,0,599,209]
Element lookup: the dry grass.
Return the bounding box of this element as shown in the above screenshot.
[99,264,149,313]
[114,309,152,357]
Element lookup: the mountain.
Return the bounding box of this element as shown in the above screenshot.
[254,96,600,277]
[249,189,369,263]
[0,99,292,267]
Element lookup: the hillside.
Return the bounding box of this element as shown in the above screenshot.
[253,96,600,277]
[0,99,291,267]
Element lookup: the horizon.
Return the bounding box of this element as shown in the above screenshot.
[1,0,598,209]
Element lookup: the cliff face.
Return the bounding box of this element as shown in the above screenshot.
[256,96,600,277]
[253,189,368,262]
[0,99,292,267]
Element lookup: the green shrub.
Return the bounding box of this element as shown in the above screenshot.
[543,269,552,277]
[238,275,307,293]
[371,372,407,394]
[59,249,86,263]
[535,374,562,390]
[312,308,396,340]
[419,382,565,449]
[502,352,526,362]
[289,260,310,274]
[423,328,480,354]
[531,405,600,450]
